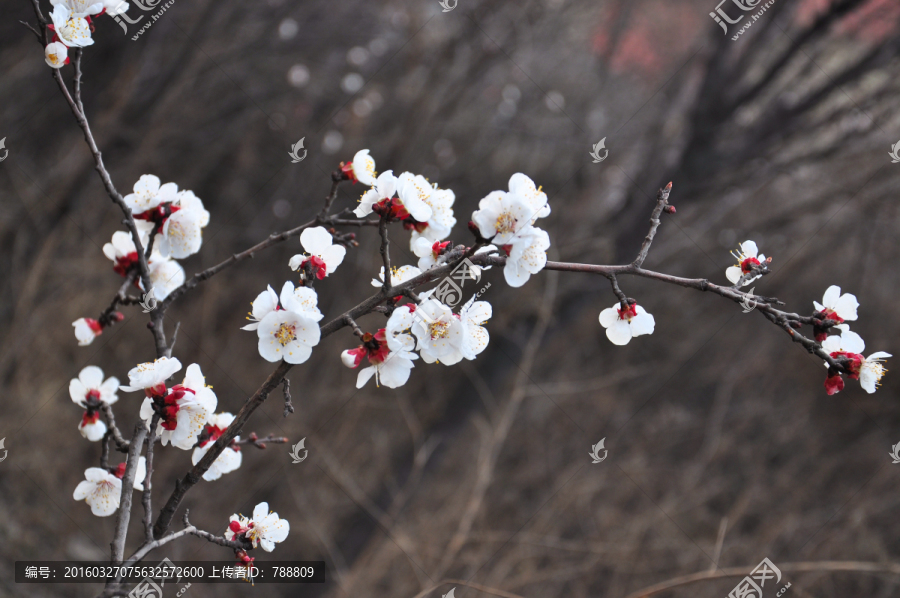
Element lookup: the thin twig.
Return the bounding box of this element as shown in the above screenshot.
[142,414,160,542]
[632,181,673,268]
[101,404,129,451]
[378,216,391,292]
[281,377,294,417]
[110,424,147,565]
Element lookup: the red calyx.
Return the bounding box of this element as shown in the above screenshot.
[340,161,357,183]
[199,423,228,448]
[431,240,452,258]
[114,251,140,277]
[824,373,845,395]
[501,244,513,257]
[402,217,429,233]
[81,410,100,427]
[740,257,761,274]
[113,462,127,479]
[301,255,328,280]
[349,330,391,367]
[830,351,863,379]
[85,318,103,333]
[617,302,638,320]
[156,385,195,430]
[134,202,180,232]
[372,198,410,221]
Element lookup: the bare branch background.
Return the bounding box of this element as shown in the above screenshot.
[1,0,900,597]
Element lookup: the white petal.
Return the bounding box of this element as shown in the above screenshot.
[606,319,633,345]
[740,240,758,258]
[629,312,655,337]
[821,285,841,309]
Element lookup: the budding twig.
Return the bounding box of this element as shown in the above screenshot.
[632,181,673,268]
[281,377,294,417]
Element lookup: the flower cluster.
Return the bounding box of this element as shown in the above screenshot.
[471,173,550,287]
[72,175,208,345]
[44,0,131,68]
[813,286,890,395]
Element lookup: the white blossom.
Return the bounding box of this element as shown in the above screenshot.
[73,459,145,517]
[507,173,550,223]
[44,42,68,69]
[502,227,549,288]
[102,0,129,15]
[191,412,242,481]
[859,352,891,393]
[725,240,767,287]
[158,190,210,259]
[49,4,94,47]
[355,170,397,218]
[288,227,346,279]
[120,357,183,396]
[255,283,322,364]
[458,296,491,360]
[242,285,279,331]
[395,172,434,223]
[70,366,119,442]
[371,265,422,288]
[225,502,290,552]
[348,149,377,186]
[72,317,102,346]
[343,306,418,388]
[123,175,178,214]
[599,301,656,346]
[407,184,456,249]
[50,0,104,18]
[411,300,464,365]
[814,285,859,322]
[138,363,217,450]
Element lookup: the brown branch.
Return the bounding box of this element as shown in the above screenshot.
[281,377,294,417]
[232,433,289,448]
[632,181,673,268]
[183,511,250,550]
[378,216,391,292]
[101,404,129,451]
[141,414,160,542]
[110,423,147,565]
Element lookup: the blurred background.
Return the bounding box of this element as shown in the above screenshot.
[1,0,900,596]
